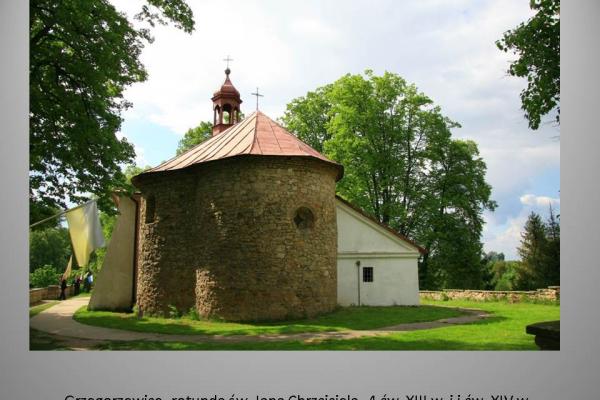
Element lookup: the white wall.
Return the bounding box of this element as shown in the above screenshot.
[88,196,137,311]
[337,257,419,306]
[336,199,420,306]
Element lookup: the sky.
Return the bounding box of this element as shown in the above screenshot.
[112,0,560,260]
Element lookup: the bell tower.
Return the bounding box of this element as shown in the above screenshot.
[211,66,242,136]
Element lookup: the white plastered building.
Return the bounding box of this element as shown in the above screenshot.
[336,197,423,306]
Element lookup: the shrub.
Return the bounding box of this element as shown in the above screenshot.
[167,304,180,319]
[29,265,62,288]
[185,307,200,321]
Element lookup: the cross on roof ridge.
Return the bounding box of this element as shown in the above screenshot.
[251,87,264,110]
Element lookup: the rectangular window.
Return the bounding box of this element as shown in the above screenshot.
[363,267,373,282]
[145,195,156,224]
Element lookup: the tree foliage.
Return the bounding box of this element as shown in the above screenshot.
[29,0,194,217]
[496,0,560,130]
[517,209,560,289]
[30,265,63,289]
[281,70,496,289]
[29,226,72,273]
[176,121,213,155]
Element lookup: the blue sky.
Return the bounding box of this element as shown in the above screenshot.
[113,0,560,259]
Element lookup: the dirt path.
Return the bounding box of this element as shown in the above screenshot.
[30,297,489,349]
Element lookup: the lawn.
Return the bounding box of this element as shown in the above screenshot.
[29,301,58,318]
[74,304,464,336]
[92,300,560,350]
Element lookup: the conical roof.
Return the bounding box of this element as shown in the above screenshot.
[136,111,343,180]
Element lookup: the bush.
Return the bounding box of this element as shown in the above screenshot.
[185,307,201,321]
[30,265,62,288]
[167,304,180,319]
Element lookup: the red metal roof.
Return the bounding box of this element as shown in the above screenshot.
[212,69,240,98]
[140,111,343,180]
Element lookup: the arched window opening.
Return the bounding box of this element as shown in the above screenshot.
[293,207,315,230]
[222,104,232,124]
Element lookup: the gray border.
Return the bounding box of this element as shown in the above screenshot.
[2,0,599,399]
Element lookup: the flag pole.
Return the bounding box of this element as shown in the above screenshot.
[29,200,94,229]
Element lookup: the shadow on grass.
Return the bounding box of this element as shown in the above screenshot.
[29,329,70,351]
[74,305,468,336]
[95,320,534,351]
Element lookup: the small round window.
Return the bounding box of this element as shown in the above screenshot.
[293,207,315,230]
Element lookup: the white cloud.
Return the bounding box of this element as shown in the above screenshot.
[481,141,560,198]
[520,194,560,207]
[290,18,341,44]
[483,211,527,260]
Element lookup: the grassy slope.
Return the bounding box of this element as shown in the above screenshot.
[29,301,58,317]
[95,300,560,350]
[74,305,464,336]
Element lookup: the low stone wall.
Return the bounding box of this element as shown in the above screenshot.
[29,285,75,305]
[420,286,560,303]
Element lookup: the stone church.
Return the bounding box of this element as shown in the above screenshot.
[89,68,424,321]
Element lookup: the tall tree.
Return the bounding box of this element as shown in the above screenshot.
[496,0,560,130]
[420,139,496,289]
[176,121,213,155]
[518,212,548,289]
[280,86,333,153]
[281,70,496,289]
[543,205,560,285]
[29,0,194,218]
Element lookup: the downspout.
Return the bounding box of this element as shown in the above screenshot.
[356,260,361,306]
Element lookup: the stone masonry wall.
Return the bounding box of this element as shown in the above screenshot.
[29,285,75,305]
[420,286,560,303]
[134,156,339,321]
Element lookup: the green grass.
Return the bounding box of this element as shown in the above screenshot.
[74,305,464,336]
[29,301,58,317]
[29,328,70,350]
[93,300,560,350]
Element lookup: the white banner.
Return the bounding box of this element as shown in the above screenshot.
[65,201,105,266]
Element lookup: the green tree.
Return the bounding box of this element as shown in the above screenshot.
[280,86,333,153]
[419,139,496,289]
[29,227,72,272]
[176,121,213,155]
[492,260,526,291]
[496,0,560,130]
[542,205,560,285]
[481,251,505,289]
[281,70,496,289]
[30,0,195,217]
[518,212,548,289]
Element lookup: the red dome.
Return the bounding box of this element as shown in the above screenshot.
[212,68,240,98]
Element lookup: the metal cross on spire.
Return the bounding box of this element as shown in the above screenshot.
[251,87,264,111]
[223,55,233,69]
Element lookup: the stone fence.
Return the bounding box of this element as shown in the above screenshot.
[29,285,75,305]
[420,286,560,303]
